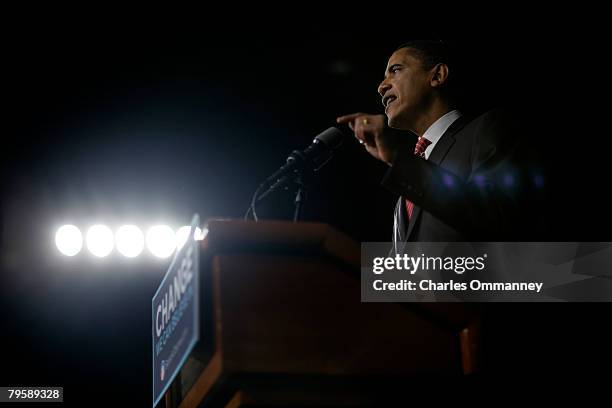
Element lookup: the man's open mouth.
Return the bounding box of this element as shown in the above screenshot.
[384,96,397,111]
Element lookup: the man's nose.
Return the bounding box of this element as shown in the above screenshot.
[378,80,391,97]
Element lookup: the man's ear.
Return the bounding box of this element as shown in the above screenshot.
[430,63,450,88]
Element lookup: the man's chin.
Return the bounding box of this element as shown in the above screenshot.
[387,112,412,131]
[387,114,402,130]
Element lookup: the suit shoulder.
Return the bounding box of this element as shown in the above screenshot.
[457,107,520,167]
[464,107,516,133]
[460,107,519,145]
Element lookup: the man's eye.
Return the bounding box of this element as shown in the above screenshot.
[391,67,401,73]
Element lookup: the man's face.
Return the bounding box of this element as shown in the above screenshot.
[378,48,433,130]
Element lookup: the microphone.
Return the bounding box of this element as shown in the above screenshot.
[246,126,345,221]
[260,127,345,196]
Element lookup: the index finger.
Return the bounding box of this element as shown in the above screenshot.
[336,112,366,124]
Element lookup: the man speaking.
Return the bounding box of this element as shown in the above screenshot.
[338,40,536,250]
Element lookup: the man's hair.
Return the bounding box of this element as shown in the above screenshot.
[395,40,460,97]
[395,40,455,70]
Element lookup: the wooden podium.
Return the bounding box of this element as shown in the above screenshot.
[163,220,481,408]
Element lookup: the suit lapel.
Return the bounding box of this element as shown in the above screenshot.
[396,197,408,242]
[428,115,467,165]
[404,116,468,241]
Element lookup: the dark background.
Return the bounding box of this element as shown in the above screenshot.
[1,17,611,406]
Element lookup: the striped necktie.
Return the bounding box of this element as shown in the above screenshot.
[405,137,432,219]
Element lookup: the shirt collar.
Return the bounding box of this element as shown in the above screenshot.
[421,109,462,159]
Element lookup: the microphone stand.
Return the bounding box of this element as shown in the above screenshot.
[244,126,344,222]
[246,167,312,222]
[292,174,308,222]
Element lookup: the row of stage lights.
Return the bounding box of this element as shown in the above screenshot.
[55,224,206,258]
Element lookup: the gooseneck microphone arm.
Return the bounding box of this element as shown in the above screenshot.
[244,127,345,222]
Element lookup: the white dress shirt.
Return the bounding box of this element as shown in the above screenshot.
[421,109,462,159]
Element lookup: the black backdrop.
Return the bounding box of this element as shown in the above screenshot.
[2,16,611,406]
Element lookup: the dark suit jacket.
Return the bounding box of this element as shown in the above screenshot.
[381,108,528,252]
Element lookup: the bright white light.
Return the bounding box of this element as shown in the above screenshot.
[195,227,207,241]
[115,225,145,258]
[175,226,204,250]
[55,225,83,256]
[86,225,114,257]
[146,225,176,258]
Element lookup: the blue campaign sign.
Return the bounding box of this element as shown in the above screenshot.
[152,215,200,407]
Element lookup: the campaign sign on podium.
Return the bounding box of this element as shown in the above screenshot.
[152,215,200,407]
